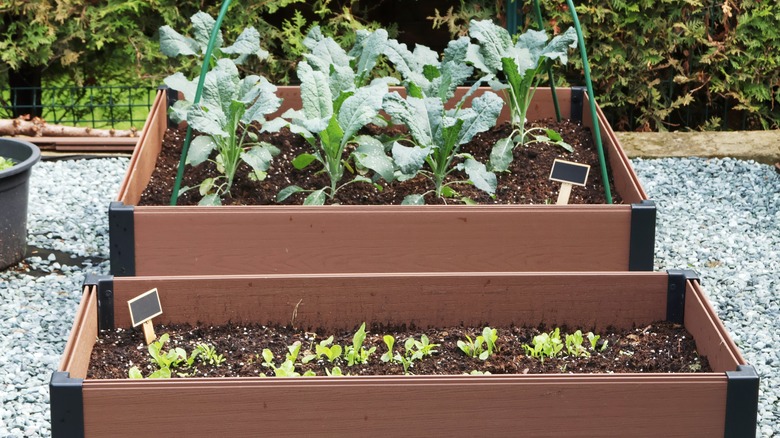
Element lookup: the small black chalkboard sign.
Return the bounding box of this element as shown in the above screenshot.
[549,159,590,186]
[128,288,162,327]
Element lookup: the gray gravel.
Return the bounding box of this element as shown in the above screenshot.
[0,155,778,437]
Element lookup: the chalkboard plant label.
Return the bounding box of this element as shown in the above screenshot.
[548,159,590,205]
[127,288,163,344]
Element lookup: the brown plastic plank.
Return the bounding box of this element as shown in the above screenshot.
[685,281,743,372]
[82,374,726,437]
[580,93,646,204]
[131,205,632,275]
[58,286,98,379]
[111,272,666,330]
[117,89,167,204]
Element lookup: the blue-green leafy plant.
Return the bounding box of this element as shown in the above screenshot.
[466,19,577,171]
[383,85,503,204]
[160,12,281,205]
[273,27,396,204]
[457,327,498,361]
[382,37,502,204]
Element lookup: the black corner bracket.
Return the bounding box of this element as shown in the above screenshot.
[50,371,84,438]
[725,364,760,438]
[159,84,179,128]
[109,201,135,277]
[83,273,115,331]
[665,269,699,324]
[629,200,656,271]
[570,86,585,122]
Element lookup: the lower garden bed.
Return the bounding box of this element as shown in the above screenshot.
[52,270,758,437]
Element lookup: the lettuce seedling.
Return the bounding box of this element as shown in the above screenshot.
[380,335,396,363]
[161,12,281,205]
[194,343,226,366]
[588,332,608,352]
[457,327,498,360]
[261,348,315,377]
[466,19,577,171]
[272,27,396,204]
[565,330,589,357]
[343,322,376,366]
[303,335,343,363]
[128,333,193,379]
[522,327,564,363]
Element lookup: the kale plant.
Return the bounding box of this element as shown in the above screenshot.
[161,12,282,205]
[383,84,503,204]
[159,11,269,66]
[466,19,577,171]
[381,36,502,204]
[273,27,396,204]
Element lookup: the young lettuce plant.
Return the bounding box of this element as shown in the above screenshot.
[457,327,499,361]
[466,19,578,171]
[382,37,502,204]
[343,322,377,366]
[272,27,396,204]
[161,13,281,205]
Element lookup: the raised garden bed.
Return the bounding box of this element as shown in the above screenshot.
[109,86,655,276]
[51,270,757,437]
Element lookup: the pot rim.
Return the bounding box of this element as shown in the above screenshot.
[0,138,41,178]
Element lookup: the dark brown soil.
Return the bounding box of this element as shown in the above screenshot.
[139,119,623,206]
[88,321,709,379]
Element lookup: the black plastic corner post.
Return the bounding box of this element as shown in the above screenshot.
[570,86,585,122]
[84,273,115,331]
[50,372,84,438]
[725,365,760,438]
[159,85,178,128]
[666,269,699,324]
[629,200,656,271]
[108,201,135,277]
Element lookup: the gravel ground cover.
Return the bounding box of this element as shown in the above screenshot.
[0,156,777,437]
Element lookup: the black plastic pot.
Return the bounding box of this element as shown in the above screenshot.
[0,139,40,270]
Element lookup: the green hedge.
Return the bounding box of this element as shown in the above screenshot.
[2,0,778,130]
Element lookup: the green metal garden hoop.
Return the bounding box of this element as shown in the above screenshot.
[507,0,613,204]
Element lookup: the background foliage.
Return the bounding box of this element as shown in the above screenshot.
[1,0,778,130]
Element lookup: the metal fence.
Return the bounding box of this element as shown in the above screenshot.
[1,86,157,130]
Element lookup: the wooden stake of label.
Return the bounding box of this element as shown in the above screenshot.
[142,320,156,344]
[127,288,163,345]
[549,159,591,205]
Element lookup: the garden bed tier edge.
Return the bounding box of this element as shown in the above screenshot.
[109,86,655,276]
[52,270,758,437]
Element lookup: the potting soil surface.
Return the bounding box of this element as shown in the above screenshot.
[139,119,622,206]
[89,321,709,378]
